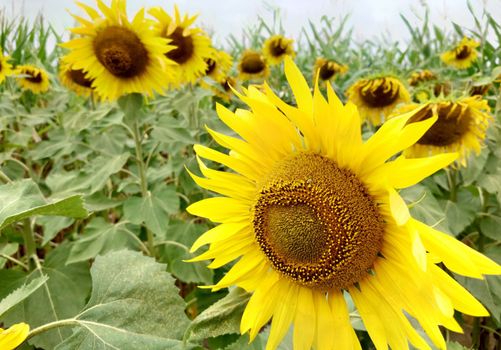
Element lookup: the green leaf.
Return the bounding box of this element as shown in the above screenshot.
[0,275,48,318]
[67,217,143,264]
[36,216,74,246]
[2,243,92,349]
[151,116,195,144]
[0,243,18,268]
[55,250,191,349]
[479,215,501,241]
[446,342,469,350]
[186,288,251,342]
[0,179,88,231]
[123,186,179,235]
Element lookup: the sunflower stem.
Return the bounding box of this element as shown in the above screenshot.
[27,318,79,340]
[446,168,457,202]
[21,218,37,270]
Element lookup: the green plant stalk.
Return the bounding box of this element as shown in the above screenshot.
[26,318,79,340]
[21,218,37,267]
[445,168,457,202]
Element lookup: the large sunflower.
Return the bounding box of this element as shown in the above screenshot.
[59,60,95,97]
[0,54,13,84]
[0,323,29,350]
[313,57,348,85]
[441,37,480,70]
[150,5,214,85]
[187,57,500,350]
[61,0,176,101]
[14,65,50,93]
[262,35,295,66]
[395,95,491,166]
[237,50,269,81]
[346,76,410,125]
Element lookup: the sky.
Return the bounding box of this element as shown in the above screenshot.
[0,0,500,47]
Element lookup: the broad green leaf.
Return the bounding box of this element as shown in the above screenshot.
[0,179,88,231]
[67,217,143,264]
[151,116,195,144]
[2,243,92,349]
[55,250,191,349]
[446,342,469,350]
[36,216,74,246]
[186,288,251,342]
[0,243,18,268]
[479,215,501,241]
[0,275,48,318]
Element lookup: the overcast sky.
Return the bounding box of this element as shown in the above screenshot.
[1,0,500,46]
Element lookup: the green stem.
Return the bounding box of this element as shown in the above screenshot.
[22,218,37,267]
[0,253,29,270]
[446,168,457,202]
[26,318,78,340]
[0,169,12,183]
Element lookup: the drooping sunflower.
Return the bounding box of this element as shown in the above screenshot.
[0,54,13,84]
[346,76,410,125]
[14,65,50,93]
[0,323,29,350]
[61,0,176,101]
[395,95,491,166]
[150,5,214,85]
[208,76,238,102]
[59,60,95,97]
[187,57,501,350]
[237,50,269,81]
[469,83,491,96]
[313,57,348,84]
[203,50,233,82]
[408,69,436,87]
[441,37,480,69]
[262,35,295,65]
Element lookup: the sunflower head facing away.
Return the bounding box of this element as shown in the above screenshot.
[408,69,436,86]
[187,56,501,350]
[61,0,176,101]
[203,50,233,82]
[14,65,50,93]
[150,5,214,85]
[59,60,95,97]
[441,36,480,69]
[396,95,491,166]
[346,76,410,125]
[0,54,13,84]
[262,34,295,65]
[0,323,29,350]
[237,50,269,81]
[314,57,348,83]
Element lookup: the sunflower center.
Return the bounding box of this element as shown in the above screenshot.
[241,53,266,74]
[253,153,385,291]
[68,69,93,88]
[26,70,42,83]
[270,39,287,57]
[455,45,471,60]
[166,27,194,64]
[319,63,335,81]
[359,78,400,107]
[93,26,148,78]
[205,58,216,75]
[411,103,471,146]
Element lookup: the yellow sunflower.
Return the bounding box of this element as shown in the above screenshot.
[262,35,295,66]
[61,0,176,101]
[187,57,501,350]
[313,57,348,84]
[203,50,233,82]
[0,54,13,84]
[14,65,50,93]
[346,76,410,125]
[237,50,269,81]
[469,83,491,96]
[408,69,436,87]
[441,37,480,69]
[59,60,95,97]
[150,5,214,85]
[396,95,491,167]
[0,323,29,350]
[208,76,238,102]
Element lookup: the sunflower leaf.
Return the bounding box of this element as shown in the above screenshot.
[55,250,191,349]
[0,275,48,319]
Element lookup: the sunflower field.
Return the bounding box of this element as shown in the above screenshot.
[0,1,501,349]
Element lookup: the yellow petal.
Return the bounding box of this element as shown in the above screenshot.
[0,323,30,350]
[293,287,316,350]
[388,187,410,225]
[284,56,313,114]
[190,222,250,252]
[266,281,298,350]
[187,197,250,223]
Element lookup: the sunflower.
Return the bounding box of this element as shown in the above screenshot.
[346,76,410,125]
[0,54,13,84]
[0,323,29,350]
[187,57,501,350]
[203,50,233,82]
[396,95,491,166]
[469,83,491,96]
[441,37,480,69]
[262,35,295,65]
[237,50,269,81]
[61,0,176,101]
[14,65,50,93]
[208,76,238,102]
[313,57,348,84]
[408,69,436,87]
[59,60,95,97]
[150,5,214,85]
